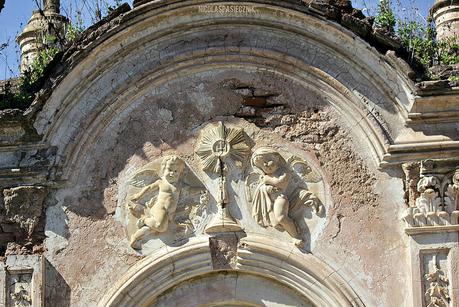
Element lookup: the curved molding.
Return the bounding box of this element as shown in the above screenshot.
[98,235,364,307]
[58,52,390,182]
[33,0,415,180]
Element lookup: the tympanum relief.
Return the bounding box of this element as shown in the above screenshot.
[121,122,326,252]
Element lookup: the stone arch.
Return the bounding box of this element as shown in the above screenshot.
[98,235,364,307]
[32,0,416,183]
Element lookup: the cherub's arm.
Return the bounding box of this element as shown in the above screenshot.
[263,172,290,187]
[131,180,161,202]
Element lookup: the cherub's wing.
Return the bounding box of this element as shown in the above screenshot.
[176,191,209,236]
[245,172,261,203]
[175,165,209,236]
[287,156,322,183]
[128,169,159,187]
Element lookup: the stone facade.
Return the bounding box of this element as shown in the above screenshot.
[0,0,458,306]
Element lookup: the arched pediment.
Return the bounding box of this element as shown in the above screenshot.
[30,0,416,181]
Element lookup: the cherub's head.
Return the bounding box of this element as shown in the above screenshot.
[160,155,185,183]
[251,147,285,175]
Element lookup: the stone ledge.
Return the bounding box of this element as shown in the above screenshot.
[405,225,459,235]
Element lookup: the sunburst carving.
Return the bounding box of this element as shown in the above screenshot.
[195,122,251,173]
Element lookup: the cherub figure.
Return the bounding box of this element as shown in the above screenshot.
[250,147,303,245]
[128,155,185,248]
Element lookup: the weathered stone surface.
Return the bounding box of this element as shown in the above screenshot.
[371,28,402,50]
[0,1,458,306]
[432,0,459,42]
[2,186,47,237]
[209,235,238,270]
[416,80,451,91]
[341,13,372,37]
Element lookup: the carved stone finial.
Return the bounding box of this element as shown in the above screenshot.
[16,0,68,72]
[431,0,459,43]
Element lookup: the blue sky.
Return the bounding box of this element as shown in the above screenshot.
[0,0,433,80]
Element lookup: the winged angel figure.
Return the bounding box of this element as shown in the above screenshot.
[246,147,323,247]
[127,155,208,249]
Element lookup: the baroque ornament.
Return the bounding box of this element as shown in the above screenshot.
[126,155,208,249]
[123,122,326,250]
[195,122,252,233]
[195,121,251,173]
[11,285,31,307]
[246,147,323,247]
[425,264,450,307]
[403,163,459,229]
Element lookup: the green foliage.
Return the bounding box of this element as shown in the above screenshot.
[1,33,63,110]
[375,0,396,33]
[396,16,459,69]
[1,0,127,110]
[65,18,84,42]
[397,19,435,67]
[437,38,459,65]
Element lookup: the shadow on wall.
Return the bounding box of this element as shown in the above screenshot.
[45,258,71,306]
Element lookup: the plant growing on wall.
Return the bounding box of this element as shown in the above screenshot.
[375,0,396,33]
[0,0,126,110]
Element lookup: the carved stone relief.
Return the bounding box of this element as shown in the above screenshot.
[422,252,450,307]
[8,273,32,307]
[195,122,252,233]
[121,122,325,251]
[209,235,238,270]
[125,156,208,249]
[246,147,323,247]
[403,160,459,232]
